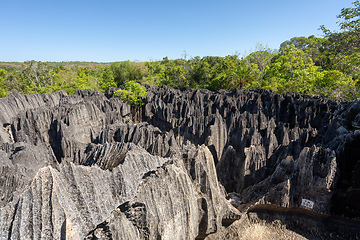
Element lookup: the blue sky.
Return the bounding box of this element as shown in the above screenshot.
[0,0,355,62]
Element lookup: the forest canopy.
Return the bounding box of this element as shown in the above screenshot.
[0,1,359,101]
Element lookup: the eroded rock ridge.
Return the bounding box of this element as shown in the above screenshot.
[0,86,359,239]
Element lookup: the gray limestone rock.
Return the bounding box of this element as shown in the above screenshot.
[85,145,240,240]
[1,87,360,239]
[0,145,168,239]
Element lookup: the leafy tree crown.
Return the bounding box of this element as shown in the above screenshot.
[114,80,147,106]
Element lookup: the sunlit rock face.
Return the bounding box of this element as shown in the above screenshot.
[1,87,360,239]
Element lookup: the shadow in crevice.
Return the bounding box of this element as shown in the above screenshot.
[60,219,66,240]
[48,119,63,164]
[130,105,147,124]
[331,134,360,218]
[7,199,20,240]
[84,219,113,240]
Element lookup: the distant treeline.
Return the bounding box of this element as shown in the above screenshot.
[1,1,359,100]
[0,61,112,71]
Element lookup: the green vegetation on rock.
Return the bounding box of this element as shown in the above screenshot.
[114,81,147,106]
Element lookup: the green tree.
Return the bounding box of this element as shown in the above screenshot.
[337,0,360,32]
[73,67,98,93]
[189,56,212,88]
[319,1,360,71]
[52,66,77,94]
[111,61,148,86]
[279,36,328,67]
[0,69,9,98]
[99,66,117,93]
[206,56,251,90]
[244,44,275,83]
[142,61,166,87]
[311,70,357,99]
[259,45,321,94]
[114,80,147,106]
[22,60,55,93]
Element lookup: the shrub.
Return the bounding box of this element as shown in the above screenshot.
[114,80,146,106]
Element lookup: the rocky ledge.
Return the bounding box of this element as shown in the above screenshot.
[0,87,360,239]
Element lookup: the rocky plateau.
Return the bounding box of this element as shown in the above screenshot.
[0,86,360,239]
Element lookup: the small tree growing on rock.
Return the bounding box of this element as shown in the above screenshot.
[114,80,147,106]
